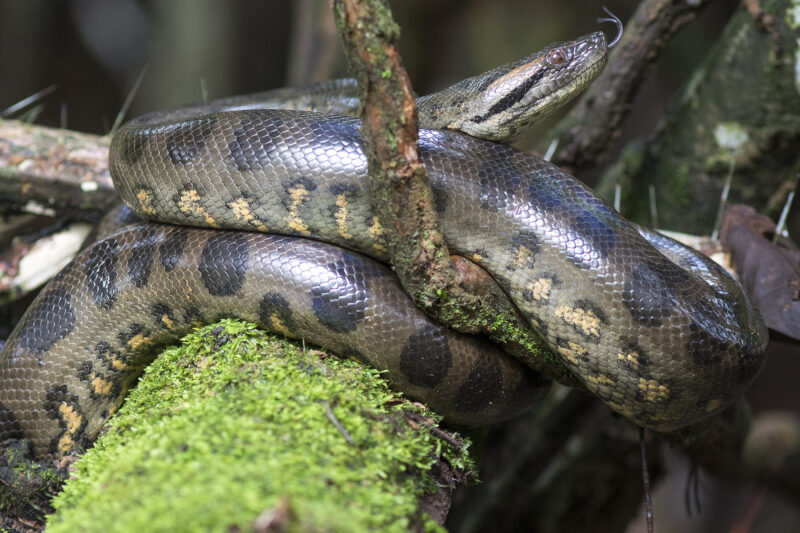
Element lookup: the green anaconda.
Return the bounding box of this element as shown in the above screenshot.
[0,22,768,459]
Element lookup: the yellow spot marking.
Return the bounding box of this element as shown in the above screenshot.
[606,400,634,418]
[56,402,83,452]
[511,246,534,269]
[527,278,552,301]
[617,349,640,369]
[648,412,672,423]
[91,375,113,396]
[111,357,129,371]
[286,186,311,235]
[178,189,218,227]
[470,253,483,263]
[586,373,616,388]
[57,434,74,455]
[228,197,267,231]
[369,216,385,252]
[705,398,725,413]
[556,341,587,366]
[269,314,296,339]
[638,378,670,403]
[161,314,175,330]
[21,183,32,194]
[136,189,156,216]
[127,333,151,350]
[555,305,601,337]
[335,194,353,240]
[59,403,82,434]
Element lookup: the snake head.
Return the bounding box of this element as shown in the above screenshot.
[418,31,610,142]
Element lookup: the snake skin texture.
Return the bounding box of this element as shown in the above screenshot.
[107,109,767,429]
[0,224,545,458]
[0,30,768,459]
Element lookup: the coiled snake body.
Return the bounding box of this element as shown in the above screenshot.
[0,29,768,459]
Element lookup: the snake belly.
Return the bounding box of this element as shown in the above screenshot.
[102,108,768,434]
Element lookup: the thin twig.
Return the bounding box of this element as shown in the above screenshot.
[773,174,797,243]
[324,401,355,445]
[711,153,736,240]
[640,427,654,533]
[649,184,658,228]
[109,61,150,136]
[1,85,58,118]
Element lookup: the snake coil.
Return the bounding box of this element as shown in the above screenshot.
[0,22,767,459]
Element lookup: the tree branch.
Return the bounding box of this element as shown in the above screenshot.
[0,118,115,220]
[330,0,570,383]
[545,0,717,171]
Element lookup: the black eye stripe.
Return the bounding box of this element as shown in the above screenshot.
[471,69,547,124]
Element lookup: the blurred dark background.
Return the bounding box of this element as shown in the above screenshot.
[2,1,798,532]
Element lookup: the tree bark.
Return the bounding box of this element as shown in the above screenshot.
[0,118,114,220]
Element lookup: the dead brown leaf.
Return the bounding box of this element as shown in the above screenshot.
[720,205,800,340]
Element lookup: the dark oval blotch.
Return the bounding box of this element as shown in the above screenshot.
[115,130,147,166]
[258,292,296,334]
[310,276,368,334]
[85,238,120,310]
[17,288,77,353]
[454,352,503,413]
[199,233,249,296]
[621,261,679,327]
[0,401,24,440]
[127,227,159,287]
[165,118,216,165]
[159,226,189,272]
[399,323,452,388]
[228,116,282,172]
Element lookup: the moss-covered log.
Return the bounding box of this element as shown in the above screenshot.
[36,320,473,532]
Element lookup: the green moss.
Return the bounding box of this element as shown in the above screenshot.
[47,319,472,533]
[0,440,68,528]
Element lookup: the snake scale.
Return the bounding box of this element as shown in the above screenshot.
[0,23,768,460]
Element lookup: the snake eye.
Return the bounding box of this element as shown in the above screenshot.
[548,49,567,65]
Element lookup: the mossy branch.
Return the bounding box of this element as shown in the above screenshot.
[39,320,473,532]
[330,0,569,383]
